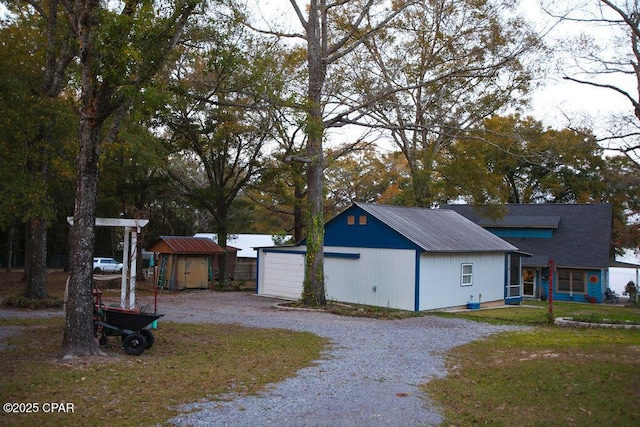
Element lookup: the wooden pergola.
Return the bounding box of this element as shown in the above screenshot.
[67,217,149,309]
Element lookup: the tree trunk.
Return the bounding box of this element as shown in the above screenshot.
[217,227,228,285]
[301,0,326,307]
[62,119,103,358]
[23,217,48,299]
[6,225,14,271]
[22,223,30,282]
[303,139,326,306]
[62,2,104,357]
[410,148,437,207]
[293,184,304,243]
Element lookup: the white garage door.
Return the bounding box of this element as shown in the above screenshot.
[261,251,305,299]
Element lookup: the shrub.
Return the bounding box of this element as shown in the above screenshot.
[2,295,64,309]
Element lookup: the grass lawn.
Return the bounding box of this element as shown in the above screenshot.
[437,299,640,325]
[0,317,326,426]
[0,271,326,426]
[424,301,640,426]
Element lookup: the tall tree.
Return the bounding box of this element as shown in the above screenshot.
[342,0,542,207]
[439,115,608,205]
[255,0,530,305]
[542,0,640,253]
[544,0,640,167]
[62,0,200,358]
[158,14,283,281]
[259,0,415,306]
[0,1,77,297]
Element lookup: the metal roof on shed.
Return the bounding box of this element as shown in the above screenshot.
[355,203,518,253]
[147,236,228,254]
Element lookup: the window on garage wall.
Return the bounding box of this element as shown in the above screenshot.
[461,263,473,286]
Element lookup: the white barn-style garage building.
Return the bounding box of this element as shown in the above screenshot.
[257,203,521,311]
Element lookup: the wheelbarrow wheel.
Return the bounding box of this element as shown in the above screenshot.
[140,329,154,349]
[122,333,147,356]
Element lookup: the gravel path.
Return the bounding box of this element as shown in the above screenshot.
[0,291,525,426]
[156,292,525,427]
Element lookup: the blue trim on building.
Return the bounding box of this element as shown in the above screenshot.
[326,252,360,259]
[487,228,553,238]
[255,251,260,295]
[503,254,508,300]
[261,248,360,259]
[262,248,306,255]
[414,251,421,311]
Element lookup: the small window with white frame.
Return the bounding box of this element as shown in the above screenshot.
[461,263,473,286]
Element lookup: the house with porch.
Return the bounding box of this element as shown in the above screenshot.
[442,203,617,303]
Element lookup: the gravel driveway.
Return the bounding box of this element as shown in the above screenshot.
[0,291,524,426]
[157,292,524,427]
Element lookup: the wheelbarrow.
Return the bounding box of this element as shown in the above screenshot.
[93,288,163,355]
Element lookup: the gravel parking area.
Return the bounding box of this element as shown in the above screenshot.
[0,291,525,426]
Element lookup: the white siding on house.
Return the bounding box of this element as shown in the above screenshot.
[259,250,305,299]
[419,252,506,310]
[324,247,415,311]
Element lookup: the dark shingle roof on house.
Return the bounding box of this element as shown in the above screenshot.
[443,204,612,269]
[356,203,517,253]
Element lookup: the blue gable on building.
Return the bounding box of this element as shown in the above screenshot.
[323,205,422,250]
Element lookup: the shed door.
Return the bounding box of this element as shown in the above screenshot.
[262,252,305,299]
[176,256,209,289]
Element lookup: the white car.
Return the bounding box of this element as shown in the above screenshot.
[93,257,123,274]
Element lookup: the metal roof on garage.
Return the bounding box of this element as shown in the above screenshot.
[355,203,518,253]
